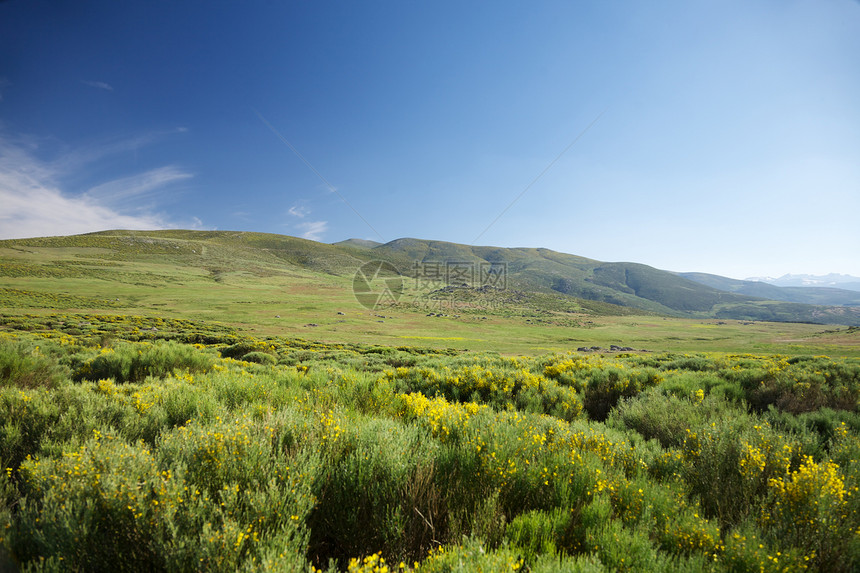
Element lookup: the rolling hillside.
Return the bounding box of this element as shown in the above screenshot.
[1,230,859,327]
[363,237,860,325]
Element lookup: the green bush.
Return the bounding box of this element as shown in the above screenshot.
[679,418,796,531]
[0,340,65,390]
[242,351,277,365]
[764,406,860,455]
[306,415,440,568]
[389,362,583,422]
[581,367,661,422]
[219,341,275,360]
[9,433,169,571]
[608,389,738,449]
[761,455,860,572]
[506,507,575,561]
[8,429,316,572]
[3,329,860,571]
[0,386,63,473]
[75,341,214,383]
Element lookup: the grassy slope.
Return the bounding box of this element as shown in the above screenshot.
[0,230,858,356]
[371,238,860,325]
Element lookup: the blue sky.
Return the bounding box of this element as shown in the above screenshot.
[1,1,858,279]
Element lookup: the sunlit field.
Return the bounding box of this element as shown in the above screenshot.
[4,0,860,567]
[2,314,860,571]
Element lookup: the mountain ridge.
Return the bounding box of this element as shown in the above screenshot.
[2,229,858,326]
[340,235,860,325]
[681,272,860,307]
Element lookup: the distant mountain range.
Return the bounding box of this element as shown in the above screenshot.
[335,236,860,325]
[2,230,859,326]
[745,274,860,292]
[680,273,860,307]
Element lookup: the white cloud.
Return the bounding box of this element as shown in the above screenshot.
[287,205,327,240]
[0,185,165,239]
[288,205,309,218]
[83,166,193,208]
[81,80,114,91]
[0,134,199,240]
[296,221,328,241]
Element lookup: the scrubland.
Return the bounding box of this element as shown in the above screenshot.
[2,314,860,571]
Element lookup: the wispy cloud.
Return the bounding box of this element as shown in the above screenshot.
[296,220,328,241]
[0,183,166,239]
[83,166,193,208]
[45,128,189,176]
[81,80,114,91]
[288,205,309,218]
[0,133,200,240]
[286,203,326,240]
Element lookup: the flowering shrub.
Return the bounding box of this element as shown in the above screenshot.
[1,330,860,571]
[389,363,582,421]
[763,456,860,570]
[680,420,794,530]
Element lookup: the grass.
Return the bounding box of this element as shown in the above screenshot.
[1,327,860,571]
[0,231,857,353]
[2,230,860,570]
[1,232,858,356]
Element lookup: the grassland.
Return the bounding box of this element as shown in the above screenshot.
[0,231,857,357]
[2,231,860,571]
[1,316,860,571]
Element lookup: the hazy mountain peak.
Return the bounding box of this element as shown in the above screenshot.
[746,273,860,291]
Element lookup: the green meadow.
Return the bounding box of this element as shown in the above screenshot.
[2,231,860,571]
[0,231,857,357]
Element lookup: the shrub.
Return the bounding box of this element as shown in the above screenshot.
[242,351,277,365]
[75,341,215,383]
[416,540,525,572]
[219,340,276,360]
[608,389,738,449]
[581,367,662,422]
[764,406,860,456]
[762,456,860,571]
[0,386,63,474]
[506,507,576,561]
[662,355,717,372]
[9,429,316,572]
[578,494,666,571]
[0,341,65,390]
[720,525,810,573]
[389,363,582,421]
[306,416,440,568]
[679,419,795,531]
[9,433,168,571]
[4,333,860,571]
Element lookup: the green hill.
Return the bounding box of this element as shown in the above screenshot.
[1,230,859,328]
[365,237,860,325]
